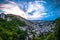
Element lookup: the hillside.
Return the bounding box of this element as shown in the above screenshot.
[7,14,34,26]
[0,13,60,40]
[55,18,60,40]
[0,14,27,40]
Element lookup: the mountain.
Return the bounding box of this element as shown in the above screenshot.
[0,13,28,40]
[0,13,36,40]
[7,14,34,26]
[0,13,59,40]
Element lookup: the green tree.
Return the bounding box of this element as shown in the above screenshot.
[55,18,60,40]
[0,16,27,40]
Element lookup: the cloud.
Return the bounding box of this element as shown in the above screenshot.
[0,0,48,20]
[0,0,10,3]
[26,1,46,13]
[0,1,28,19]
[25,1,47,20]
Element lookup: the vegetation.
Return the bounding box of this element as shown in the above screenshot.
[0,14,60,40]
[55,18,60,40]
[0,17,27,40]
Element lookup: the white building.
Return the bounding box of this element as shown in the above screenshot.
[0,13,5,19]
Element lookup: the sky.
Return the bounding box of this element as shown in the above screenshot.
[0,0,60,20]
